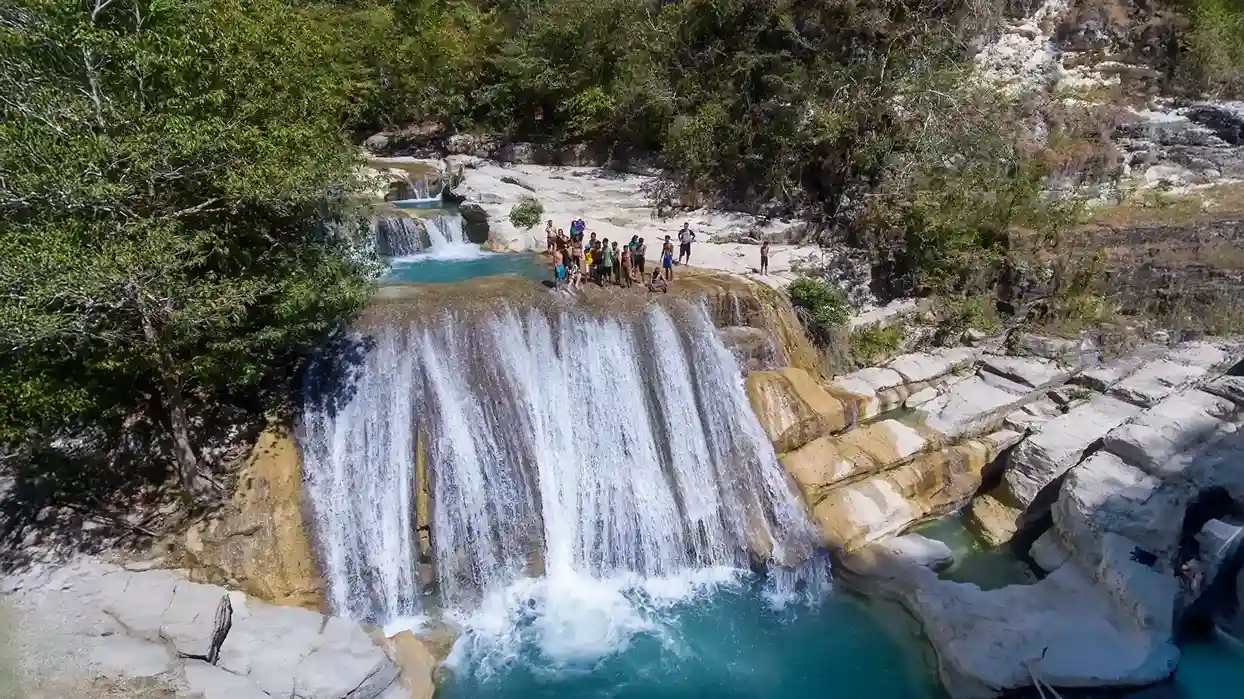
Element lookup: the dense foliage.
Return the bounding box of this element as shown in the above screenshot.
[788,278,850,328]
[509,197,544,229]
[0,0,379,503]
[4,0,1243,508]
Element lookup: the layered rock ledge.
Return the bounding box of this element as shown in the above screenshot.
[748,328,1244,698]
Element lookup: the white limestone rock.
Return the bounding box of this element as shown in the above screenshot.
[1075,352,1155,393]
[905,386,940,408]
[1094,533,1180,638]
[1004,395,1143,508]
[2,558,403,699]
[1110,359,1212,407]
[920,377,1030,439]
[883,534,955,571]
[849,366,906,392]
[1102,390,1239,477]
[1030,530,1071,573]
[887,352,955,384]
[976,370,1033,396]
[1053,451,1183,571]
[1010,333,1097,362]
[1201,375,1244,407]
[830,376,881,419]
[185,660,273,699]
[980,356,1070,389]
[842,543,1179,699]
[1003,398,1063,433]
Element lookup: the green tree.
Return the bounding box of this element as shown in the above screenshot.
[0,0,379,502]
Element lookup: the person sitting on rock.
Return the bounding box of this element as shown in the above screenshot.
[647,268,668,293]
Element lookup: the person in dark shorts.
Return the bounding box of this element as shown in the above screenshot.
[635,238,647,277]
[610,242,623,286]
[677,223,695,265]
[760,240,770,275]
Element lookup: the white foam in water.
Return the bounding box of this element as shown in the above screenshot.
[300,300,830,662]
[395,214,489,262]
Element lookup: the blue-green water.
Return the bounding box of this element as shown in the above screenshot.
[384,252,550,285]
[439,575,944,699]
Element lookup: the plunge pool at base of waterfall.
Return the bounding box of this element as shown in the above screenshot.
[438,572,945,699]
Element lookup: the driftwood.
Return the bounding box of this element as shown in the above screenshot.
[177,594,233,665]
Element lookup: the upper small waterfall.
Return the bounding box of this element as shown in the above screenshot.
[372,211,481,262]
[299,299,827,629]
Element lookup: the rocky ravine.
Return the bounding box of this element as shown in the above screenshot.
[748,331,1244,697]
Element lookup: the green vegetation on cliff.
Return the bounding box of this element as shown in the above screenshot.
[3,0,1243,509]
[0,0,379,504]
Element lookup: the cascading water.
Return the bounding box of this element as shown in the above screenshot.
[373,213,429,257]
[300,301,828,633]
[373,210,486,264]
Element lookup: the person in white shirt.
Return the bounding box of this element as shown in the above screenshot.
[677,223,696,265]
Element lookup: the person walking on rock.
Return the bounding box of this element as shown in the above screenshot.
[677,222,696,265]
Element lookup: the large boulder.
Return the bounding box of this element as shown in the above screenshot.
[745,368,854,452]
[182,429,324,609]
[840,533,1179,699]
[1002,394,1143,513]
[457,202,491,245]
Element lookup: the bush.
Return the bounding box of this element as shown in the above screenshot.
[788,277,850,327]
[509,197,544,229]
[850,324,905,366]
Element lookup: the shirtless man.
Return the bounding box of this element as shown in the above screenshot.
[545,220,555,253]
[661,235,675,281]
[552,245,566,288]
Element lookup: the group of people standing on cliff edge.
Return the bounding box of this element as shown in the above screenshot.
[546,218,699,293]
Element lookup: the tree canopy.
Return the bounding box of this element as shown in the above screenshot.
[0,0,379,503]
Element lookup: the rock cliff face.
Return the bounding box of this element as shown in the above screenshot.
[745,311,1244,697]
[180,429,324,609]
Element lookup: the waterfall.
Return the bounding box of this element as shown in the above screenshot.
[373,211,483,262]
[299,300,828,635]
[373,213,429,257]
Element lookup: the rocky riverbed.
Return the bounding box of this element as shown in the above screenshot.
[747,328,1244,697]
[0,557,436,699]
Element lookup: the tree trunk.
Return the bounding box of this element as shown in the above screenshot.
[135,289,211,502]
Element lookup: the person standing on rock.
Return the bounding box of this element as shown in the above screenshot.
[546,220,555,253]
[610,241,623,286]
[760,240,770,275]
[601,238,615,287]
[552,244,567,289]
[620,243,633,288]
[661,235,674,281]
[636,238,647,278]
[677,222,696,265]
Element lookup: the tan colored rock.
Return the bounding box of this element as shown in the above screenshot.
[779,420,930,501]
[182,429,323,609]
[746,368,852,452]
[809,438,994,550]
[966,491,1022,546]
[382,631,438,699]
